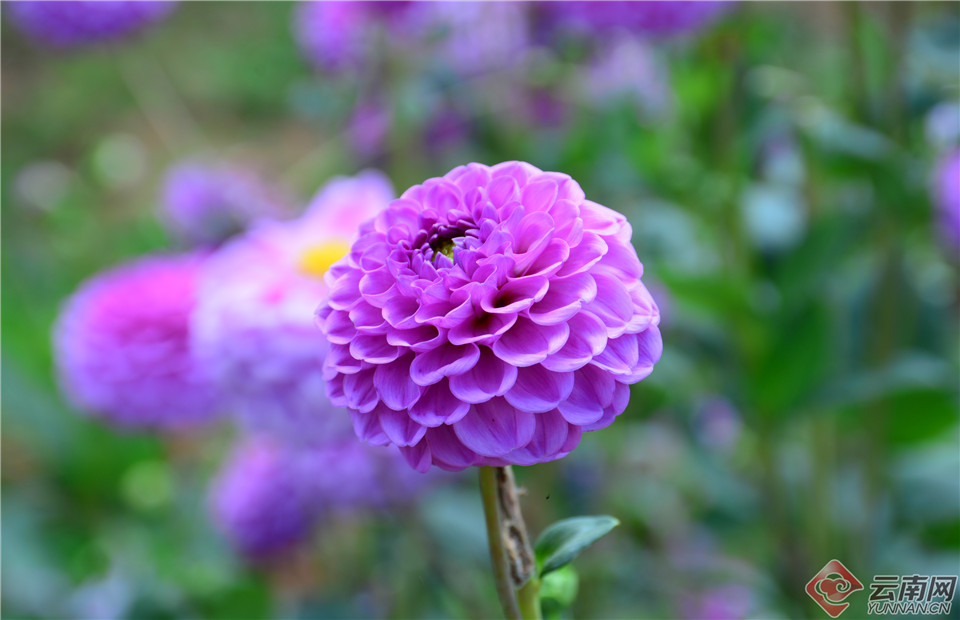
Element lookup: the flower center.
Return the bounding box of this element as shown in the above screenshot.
[431,237,457,262]
[298,240,351,278]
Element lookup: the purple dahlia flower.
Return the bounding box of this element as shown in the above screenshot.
[7,1,175,48]
[54,253,222,430]
[544,1,732,38]
[292,1,410,72]
[934,148,960,252]
[160,162,290,246]
[192,172,394,444]
[317,161,662,472]
[211,436,433,558]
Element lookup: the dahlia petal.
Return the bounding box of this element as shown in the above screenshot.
[557,365,614,425]
[560,422,583,452]
[410,342,481,386]
[350,410,389,446]
[523,238,569,278]
[480,275,549,314]
[580,199,626,236]
[326,373,347,406]
[399,442,432,473]
[492,161,538,186]
[504,365,574,413]
[349,335,400,364]
[493,317,570,367]
[435,291,477,329]
[453,398,536,457]
[623,282,660,334]
[596,235,644,280]
[611,326,662,383]
[488,176,520,208]
[523,408,570,459]
[548,199,584,246]
[425,425,481,470]
[585,273,634,334]
[328,342,364,374]
[382,295,421,329]
[386,324,443,350]
[555,177,586,204]
[591,331,642,374]
[512,212,555,272]
[581,381,630,432]
[327,269,363,310]
[528,272,597,325]
[409,378,470,426]
[359,268,394,298]
[373,354,421,410]
[448,346,518,404]
[522,178,559,212]
[343,367,379,413]
[448,312,517,345]
[378,407,428,447]
[557,231,608,277]
[323,309,357,344]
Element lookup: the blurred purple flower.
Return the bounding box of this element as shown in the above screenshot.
[934,149,960,252]
[210,437,318,558]
[192,172,394,444]
[405,1,531,76]
[694,397,742,450]
[54,253,222,430]
[348,102,392,160]
[680,584,753,620]
[317,161,663,472]
[581,35,672,120]
[159,162,290,246]
[424,106,470,155]
[526,88,568,129]
[545,1,732,38]
[7,1,175,48]
[210,435,434,558]
[292,1,410,73]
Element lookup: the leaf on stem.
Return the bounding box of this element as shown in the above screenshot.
[534,515,619,577]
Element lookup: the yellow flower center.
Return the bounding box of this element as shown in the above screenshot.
[298,240,351,278]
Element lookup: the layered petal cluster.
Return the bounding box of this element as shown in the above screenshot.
[160,161,290,246]
[545,1,732,38]
[7,0,175,48]
[192,172,394,444]
[317,162,662,471]
[934,148,960,252]
[210,436,433,559]
[53,254,222,429]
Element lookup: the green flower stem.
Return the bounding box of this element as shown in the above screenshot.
[479,466,542,620]
[480,466,522,620]
[517,577,542,620]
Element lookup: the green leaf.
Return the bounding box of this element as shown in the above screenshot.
[534,516,619,577]
[539,564,579,609]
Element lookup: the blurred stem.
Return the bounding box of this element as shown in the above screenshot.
[111,46,209,155]
[480,466,522,620]
[846,3,871,124]
[517,579,542,620]
[479,466,541,620]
